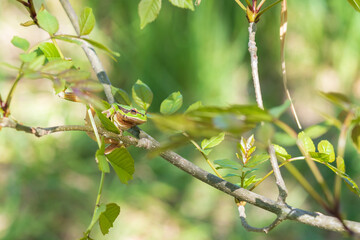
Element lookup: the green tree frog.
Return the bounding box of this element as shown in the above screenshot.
[102,104,147,131]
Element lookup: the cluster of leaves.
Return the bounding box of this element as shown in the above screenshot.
[1,4,120,118]
[214,135,269,189]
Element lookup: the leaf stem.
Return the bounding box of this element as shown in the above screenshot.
[184,133,223,179]
[51,37,65,59]
[335,111,354,202]
[85,171,105,235]
[4,63,24,116]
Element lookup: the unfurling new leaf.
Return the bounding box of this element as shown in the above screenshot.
[201,132,225,150]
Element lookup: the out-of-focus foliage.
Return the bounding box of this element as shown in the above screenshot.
[0,0,359,239]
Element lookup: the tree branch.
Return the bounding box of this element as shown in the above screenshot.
[268,142,288,203]
[2,116,360,234]
[248,22,264,110]
[59,0,114,104]
[56,0,360,234]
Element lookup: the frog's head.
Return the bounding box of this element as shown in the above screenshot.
[117,104,147,125]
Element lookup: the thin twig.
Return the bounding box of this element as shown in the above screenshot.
[268,142,288,203]
[237,202,285,233]
[248,22,264,109]
[279,0,302,129]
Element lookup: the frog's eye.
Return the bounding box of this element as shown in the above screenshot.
[130,109,137,115]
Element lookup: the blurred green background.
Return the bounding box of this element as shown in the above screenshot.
[0,0,359,239]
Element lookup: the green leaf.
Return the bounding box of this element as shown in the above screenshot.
[38,42,61,60]
[19,52,37,62]
[111,86,131,105]
[337,156,345,173]
[325,162,360,197]
[201,132,225,149]
[138,0,162,29]
[184,101,202,114]
[304,124,330,139]
[214,159,241,170]
[243,175,261,189]
[273,144,291,159]
[28,55,46,71]
[11,36,30,51]
[99,203,121,235]
[106,148,135,184]
[223,173,242,178]
[160,91,183,115]
[20,20,36,27]
[79,7,96,36]
[94,109,120,134]
[319,91,351,110]
[351,124,360,153]
[132,79,153,111]
[87,203,106,232]
[318,140,335,163]
[347,0,360,12]
[37,9,59,35]
[269,100,290,118]
[298,131,315,153]
[245,153,269,168]
[168,0,194,10]
[41,59,73,73]
[309,152,330,163]
[80,38,120,59]
[199,148,212,156]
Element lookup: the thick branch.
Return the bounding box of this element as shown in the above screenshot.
[2,117,360,233]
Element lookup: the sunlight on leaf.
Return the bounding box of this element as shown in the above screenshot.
[132,79,153,111]
[79,7,96,36]
[106,148,135,184]
[298,131,315,153]
[11,36,29,51]
[317,140,335,163]
[37,9,59,35]
[169,0,194,10]
[160,91,183,115]
[99,203,121,235]
[139,0,162,29]
[201,132,225,150]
